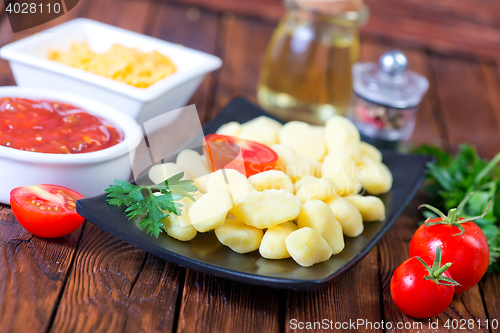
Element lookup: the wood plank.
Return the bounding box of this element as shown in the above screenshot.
[124,255,184,333]
[479,62,500,143]
[0,205,84,333]
[163,0,500,59]
[430,54,500,159]
[49,223,184,333]
[177,270,280,333]
[381,0,500,27]
[285,249,382,333]
[152,0,283,23]
[49,223,147,332]
[148,2,220,124]
[211,15,274,119]
[363,0,500,60]
[481,274,500,332]
[80,0,152,33]
[0,17,23,85]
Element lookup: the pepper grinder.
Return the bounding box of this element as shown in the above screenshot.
[347,50,429,147]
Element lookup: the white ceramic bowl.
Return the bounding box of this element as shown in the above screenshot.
[0,86,141,204]
[0,18,222,125]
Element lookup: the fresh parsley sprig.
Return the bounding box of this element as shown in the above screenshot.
[105,172,198,237]
[414,144,500,272]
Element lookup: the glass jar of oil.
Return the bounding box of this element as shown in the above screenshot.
[258,0,368,124]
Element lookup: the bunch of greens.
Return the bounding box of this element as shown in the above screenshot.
[105,172,198,237]
[414,145,500,272]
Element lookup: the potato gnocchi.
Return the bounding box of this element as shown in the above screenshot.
[279,121,326,162]
[321,151,362,196]
[188,188,232,232]
[357,156,393,195]
[233,189,301,229]
[215,218,263,254]
[207,169,253,205]
[259,221,297,259]
[248,170,294,193]
[297,200,344,254]
[286,228,332,267]
[148,115,393,267]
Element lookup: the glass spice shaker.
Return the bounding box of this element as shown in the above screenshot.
[348,50,429,144]
[257,0,369,125]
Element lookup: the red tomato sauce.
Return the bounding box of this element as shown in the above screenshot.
[0,97,123,154]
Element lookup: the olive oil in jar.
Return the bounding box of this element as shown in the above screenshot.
[258,1,368,124]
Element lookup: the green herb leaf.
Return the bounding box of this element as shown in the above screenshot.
[105,172,199,237]
[105,179,145,206]
[164,172,198,202]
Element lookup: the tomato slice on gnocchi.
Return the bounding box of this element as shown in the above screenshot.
[203,134,278,177]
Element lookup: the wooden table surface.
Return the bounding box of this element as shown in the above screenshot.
[1,1,500,332]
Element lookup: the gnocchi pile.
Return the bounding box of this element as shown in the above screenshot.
[148,116,393,267]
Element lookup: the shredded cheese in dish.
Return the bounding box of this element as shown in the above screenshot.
[48,42,177,88]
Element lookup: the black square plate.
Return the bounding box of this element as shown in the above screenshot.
[76,98,432,291]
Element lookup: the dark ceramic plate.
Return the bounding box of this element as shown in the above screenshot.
[76,98,432,291]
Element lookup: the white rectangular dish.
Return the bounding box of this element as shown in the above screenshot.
[0,18,222,125]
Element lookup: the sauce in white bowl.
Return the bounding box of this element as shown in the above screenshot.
[0,86,141,204]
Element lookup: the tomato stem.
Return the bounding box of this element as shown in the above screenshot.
[448,209,457,224]
[432,262,452,278]
[419,192,491,236]
[416,246,460,287]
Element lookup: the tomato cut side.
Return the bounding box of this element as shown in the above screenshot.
[10,184,85,238]
[203,134,278,177]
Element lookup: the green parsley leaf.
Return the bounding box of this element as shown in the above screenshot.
[164,174,198,202]
[105,179,145,206]
[105,172,198,237]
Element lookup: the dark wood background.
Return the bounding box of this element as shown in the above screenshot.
[166,0,500,59]
[0,0,500,332]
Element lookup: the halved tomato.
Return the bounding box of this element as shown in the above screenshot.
[203,134,278,177]
[10,185,85,238]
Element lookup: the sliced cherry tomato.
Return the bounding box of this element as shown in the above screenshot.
[203,134,278,177]
[410,194,490,294]
[391,247,458,318]
[10,185,85,238]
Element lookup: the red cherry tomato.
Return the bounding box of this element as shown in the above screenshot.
[203,134,278,177]
[391,248,457,318]
[409,218,489,294]
[10,185,85,238]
